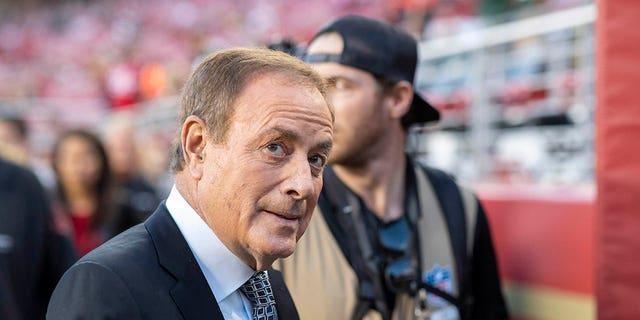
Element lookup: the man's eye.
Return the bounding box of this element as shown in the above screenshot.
[266,143,285,156]
[328,78,349,91]
[309,154,326,168]
[333,79,348,90]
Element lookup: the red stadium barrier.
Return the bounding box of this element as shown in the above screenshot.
[478,183,595,319]
[595,1,640,319]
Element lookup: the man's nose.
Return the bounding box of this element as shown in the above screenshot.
[282,156,315,200]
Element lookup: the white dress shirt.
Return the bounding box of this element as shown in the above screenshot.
[165,185,255,320]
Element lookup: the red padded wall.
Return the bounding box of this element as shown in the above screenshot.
[595,0,640,319]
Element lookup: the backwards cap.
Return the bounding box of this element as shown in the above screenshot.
[305,15,440,126]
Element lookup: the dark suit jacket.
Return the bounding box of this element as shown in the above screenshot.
[47,204,300,320]
[0,159,76,320]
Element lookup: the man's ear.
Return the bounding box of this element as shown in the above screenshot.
[385,81,414,120]
[180,115,207,180]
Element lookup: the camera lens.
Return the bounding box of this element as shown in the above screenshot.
[385,256,417,293]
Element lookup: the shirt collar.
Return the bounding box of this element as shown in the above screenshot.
[165,185,255,303]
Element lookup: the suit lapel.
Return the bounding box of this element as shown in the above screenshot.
[268,269,300,320]
[145,204,224,320]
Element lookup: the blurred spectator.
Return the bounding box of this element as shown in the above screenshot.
[50,129,119,256]
[0,114,56,191]
[138,62,169,100]
[136,129,173,198]
[102,112,160,225]
[104,60,140,109]
[0,115,29,165]
[0,157,76,320]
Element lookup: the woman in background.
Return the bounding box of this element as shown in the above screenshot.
[50,129,115,256]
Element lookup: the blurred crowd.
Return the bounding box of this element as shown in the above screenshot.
[0,0,416,103]
[1,110,168,318]
[6,0,554,104]
[1,112,164,254]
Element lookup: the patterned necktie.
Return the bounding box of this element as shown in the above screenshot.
[240,271,279,320]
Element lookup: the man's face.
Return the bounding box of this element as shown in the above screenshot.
[306,32,389,167]
[196,73,333,270]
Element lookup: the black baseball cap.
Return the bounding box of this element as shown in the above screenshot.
[304,15,440,126]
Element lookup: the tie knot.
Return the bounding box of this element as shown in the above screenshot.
[240,271,278,320]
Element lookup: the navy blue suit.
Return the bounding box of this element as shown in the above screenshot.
[47,204,299,320]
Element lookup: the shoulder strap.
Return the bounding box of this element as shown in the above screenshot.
[459,184,478,259]
[421,167,467,287]
[316,191,352,262]
[418,165,475,319]
[319,166,389,319]
[317,167,360,268]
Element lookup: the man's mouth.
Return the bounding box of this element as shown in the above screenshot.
[265,210,300,221]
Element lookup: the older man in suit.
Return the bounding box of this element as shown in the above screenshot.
[47,47,334,320]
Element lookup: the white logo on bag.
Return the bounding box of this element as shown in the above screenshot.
[422,264,460,320]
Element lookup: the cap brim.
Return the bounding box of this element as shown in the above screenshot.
[403,92,440,126]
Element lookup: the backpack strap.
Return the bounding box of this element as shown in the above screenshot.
[318,166,389,319]
[458,184,478,319]
[421,167,467,287]
[419,165,475,319]
[459,185,478,260]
